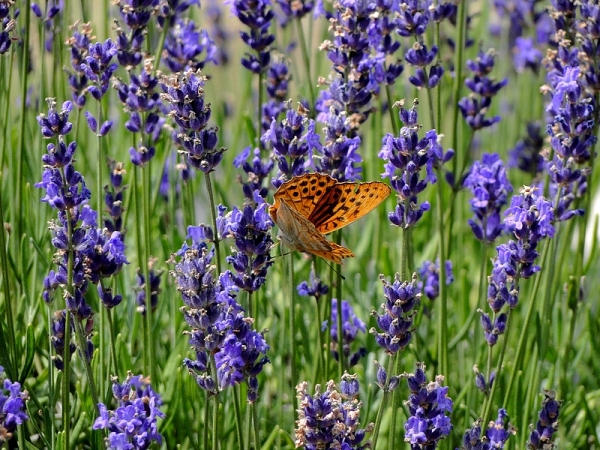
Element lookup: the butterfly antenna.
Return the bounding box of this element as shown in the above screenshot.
[322,259,345,281]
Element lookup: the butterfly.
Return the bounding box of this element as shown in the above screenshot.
[268,172,391,264]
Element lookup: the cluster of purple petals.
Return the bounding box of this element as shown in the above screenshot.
[463,153,513,244]
[163,17,217,72]
[404,363,453,449]
[527,391,561,449]
[275,0,314,26]
[508,122,545,176]
[161,69,224,173]
[114,59,165,166]
[473,366,495,396]
[220,192,274,293]
[315,0,403,131]
[36,100,128,366]
[295,375,373,450]
[156,0,198,28]
[262,102,317,187]
[229,0,274,74]
[458,50,508,130]
[93,374,165,449]
[457,409,515,450]
[491,0,549,72]
[379,102,453,228]
[297,267,328,299]
[233,146,274,200]
[312,108,363,182]
[371,273,420,355]
[64,33,119,135]
[0,1,18,54]
[172,230,270,396]
[50,310,77,371]
[261,58,291,135]
[543,64,593,222]
[395,0,456,89]
[31,1,60,53]
[481,186,554,346]
[0,366,28,445]
[418,259,454,301]
[135,266,163,316]
[65,23,93,109]
[325,299,367,367]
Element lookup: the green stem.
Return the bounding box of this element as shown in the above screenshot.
[141,166,156,382]
[0,186,16,379]
[287,252,298,406]
[295,18,316,113]
[73,319,100,408]
[15,0,31,246]
[451,0,467,182]
[205,172,222,272]
[233,385,245,450]
[370,357,396,449]
[502,240,551,406]
[434,167,448,379]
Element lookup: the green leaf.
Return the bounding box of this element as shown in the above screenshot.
[19,324,35,385]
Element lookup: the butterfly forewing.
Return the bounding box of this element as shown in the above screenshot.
[272,173,337,220]
[308,181,391,234]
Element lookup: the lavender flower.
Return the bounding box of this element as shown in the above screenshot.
[325,299,367,367]
[457,410,515,450]
[528,391,561,449]
[276,0,314,25]
[371,273,420,355]
[93,374,165,449]
[36,99,127,365]
[115,59,165,166]
[104,160,126,234]
[404,363,453,449]
[379,101,453,228]
[221,192,274,293]
[260,57,291,135]
[229,0,274,74]
[50,310,76,370]
[81,38,118,101]
[135,264,163,316]
[233,146,274,200]
[316,0,403,131]
[313,108,362,181]
[508,122,544,176]
[115,0,157,32]
[481,186,554,345]
[0,366,28,445]
[171,230,269,397]
[297,266,329,300]
[163,17,217,72]
[262,101,316,187]
[205,0,230,65]
[463,153,513,244]
[458,50,508,130]
[295,375,373,450]
[161,69,225,173]
[0,0,18,54]
[513,37,542,73]
[418,259,454,301]
[65,23,93,108]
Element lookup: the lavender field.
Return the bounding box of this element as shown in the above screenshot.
[0,0,598,449]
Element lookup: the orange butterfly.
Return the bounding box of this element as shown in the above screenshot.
[268,173,391,264]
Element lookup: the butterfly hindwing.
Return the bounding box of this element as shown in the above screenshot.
[308,181,391,234]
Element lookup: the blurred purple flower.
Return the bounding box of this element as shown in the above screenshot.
[528,391,561,449]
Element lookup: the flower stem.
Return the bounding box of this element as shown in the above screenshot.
[204,172,222,272]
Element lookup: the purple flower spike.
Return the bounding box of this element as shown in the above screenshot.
[371,273,420,356]
[464,153,513,244]
[528,391,562,449]
[93,374,165,449]
[458,410,515,450]
[404,363,453,448]
[0,366,29,443]
[418,259,454,301]
[295,376,373,449]
[459,49,507,131]
[379,100,452,228]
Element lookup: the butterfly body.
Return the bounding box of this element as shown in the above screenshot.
[268,173,390,264]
